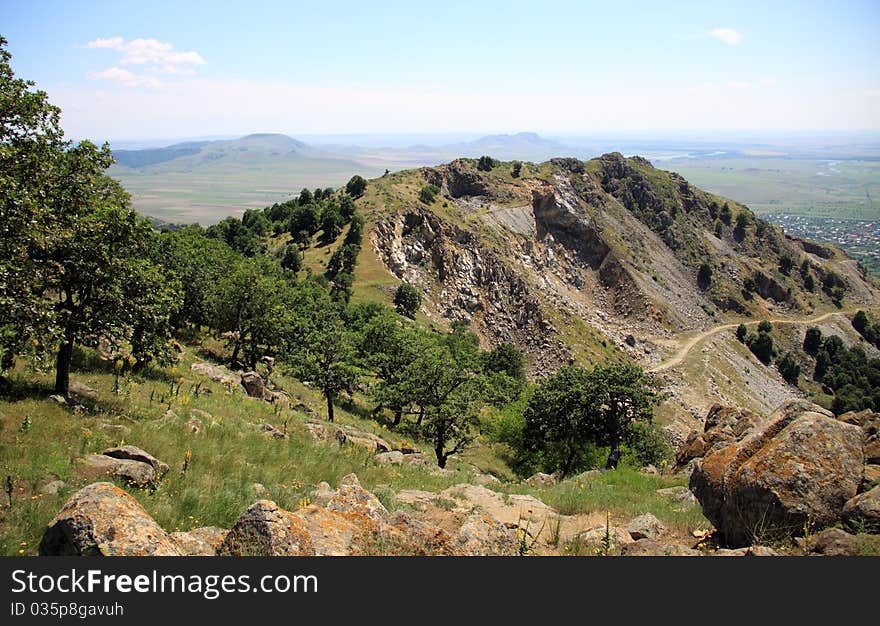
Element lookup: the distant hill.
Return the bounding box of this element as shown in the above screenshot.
[440,132,577,161]
[111,133,330,171]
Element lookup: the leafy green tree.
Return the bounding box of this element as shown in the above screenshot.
[242,209,270,237]
[777,352,801,385]
[511,161,522,178]
[359,312,430,426]
[804,273,815,292]
[338,193,356,221]
[298,188,314,205]
[208,257,290,369]
[714,220,723,238]
[288,204,321,239]
[803,327,823,355]
[477,155,496,171]
[697,263,713,289]
[343,213,364,247]
[284,293,359,422]
[779,254,794,276]
[523,363,659,475]
[48,167,180,394]
[345,175,367,198]
[319,206,344,244]
[329,271,354,304]
[481,343,527,406]
[853,310,869,336]
[0,36,66,372]
[747,331,776,365]
[757,320,773,334]
[280,244,302,273]
[736,324,748,343]
[154,226,238,331]
[720,203,733,225]
[206,216,264,256]
[393,283,422,319]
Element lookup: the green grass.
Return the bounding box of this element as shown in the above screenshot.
[0,345,482,556]
[496,467,707,536]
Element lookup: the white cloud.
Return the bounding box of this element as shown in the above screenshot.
[87,67,161,89]
[710,28,743,45]
[85,37,205,76]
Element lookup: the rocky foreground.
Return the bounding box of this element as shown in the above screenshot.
[36,398,880,557]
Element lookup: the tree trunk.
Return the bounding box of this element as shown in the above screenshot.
[55,333,75,397]
[392,407,402,427]
[435,442,447,468]
[605,436,621,470]
[326,392,335,422]
[416,405,424,426]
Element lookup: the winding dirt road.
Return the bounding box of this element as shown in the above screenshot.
[648,309,854,373]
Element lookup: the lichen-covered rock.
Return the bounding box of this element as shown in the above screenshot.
[675,405,765,471]
[218,500,315,556]
[690,400,863,547]
[324,474,388,522]
[524,472,556,487]
[842,485,880,534]
[170,527,228,556]
[456,512,518,556]
[575,525,634,550]
[621,538,701,556]
[40,483,181,556]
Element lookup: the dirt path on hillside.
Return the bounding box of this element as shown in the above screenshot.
[648,309,854,373]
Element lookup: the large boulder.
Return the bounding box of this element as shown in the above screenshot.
[40,483,181,556]
[102,446,169,478]
[626,513,666,540]
[218,500,316,556]
[456,513,518,556]
[190,362,238,387]
[675,405,764,471]
[77,454,157,487]
[621,538,701,557]
[842,485,880,534]
[240,371,271,400]
[690,400,863,547]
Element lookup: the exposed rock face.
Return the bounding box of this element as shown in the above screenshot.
[40,483,182,556]
[369,153,880,384]
[690,400,863,547]
[373,205,568,376]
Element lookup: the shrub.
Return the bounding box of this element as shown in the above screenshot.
[419,184,439,204]
[393,283,422,319]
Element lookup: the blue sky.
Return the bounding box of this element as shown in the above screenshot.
[2,0,878,140]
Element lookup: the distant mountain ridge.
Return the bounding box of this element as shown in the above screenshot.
[111,133,318,169]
